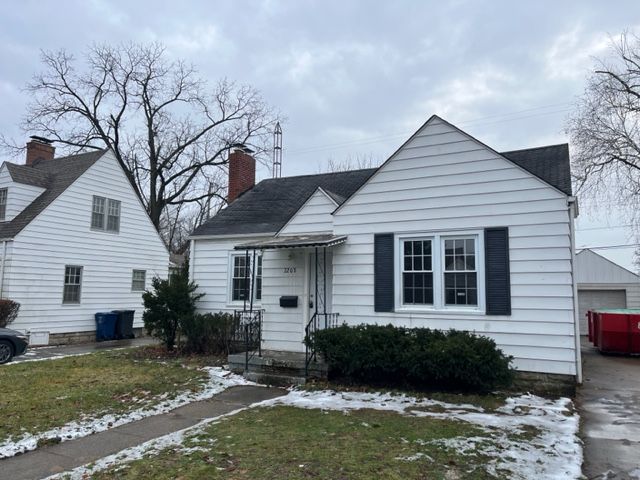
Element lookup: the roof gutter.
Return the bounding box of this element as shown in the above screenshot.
[189,232,277,241]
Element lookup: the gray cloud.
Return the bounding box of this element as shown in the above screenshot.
[1,0,638,266]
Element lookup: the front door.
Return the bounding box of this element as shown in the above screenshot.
[306,248,333,321]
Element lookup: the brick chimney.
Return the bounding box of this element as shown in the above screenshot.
[227,145,256,203]
[26,136,55,166]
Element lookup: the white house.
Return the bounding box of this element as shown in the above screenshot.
[576,248,640,334]
[0,138,169,345]
[190,116,582,384]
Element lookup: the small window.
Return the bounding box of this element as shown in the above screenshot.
[255,255,263,301]
[107,199,121,232]
[91,196,106,229]
[232,255,249,301]
[63,265,83,304]
[0,188,7,221]
[443,238,478,306]
[402,239,433,305]
[131,269,146,291]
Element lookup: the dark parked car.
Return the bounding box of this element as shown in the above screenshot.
[0,328,29,364]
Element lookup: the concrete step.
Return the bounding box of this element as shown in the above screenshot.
[244,371,306,387]
[229,350,328,384]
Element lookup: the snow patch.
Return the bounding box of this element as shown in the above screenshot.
[259,390,582,480]
[45,388,582,480]
[0,367,253,459]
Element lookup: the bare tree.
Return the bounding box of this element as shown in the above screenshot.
[320,153,381,173]
[566,32,640,223]
[2,43,278,238]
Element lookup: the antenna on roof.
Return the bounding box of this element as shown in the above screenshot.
[272,122,282,178]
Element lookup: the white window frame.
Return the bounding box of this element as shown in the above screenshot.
[131,269,146,292]
[91,195,120,233]
[395,230,485,314]
[62,265,83,305]
[227,252,263,305]
[91,195,106,230]
[0,187,8,222]
[106,199,121,233]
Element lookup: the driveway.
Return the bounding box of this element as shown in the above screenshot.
[578,337,640,479]
[11,337,158,363]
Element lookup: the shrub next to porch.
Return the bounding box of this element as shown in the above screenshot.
[308,324,513,392]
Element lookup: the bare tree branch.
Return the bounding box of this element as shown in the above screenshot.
[3,42,280,251]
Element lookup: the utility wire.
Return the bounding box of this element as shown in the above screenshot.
[287,102,573,155]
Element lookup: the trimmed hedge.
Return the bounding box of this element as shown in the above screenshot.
[0,299,20,328]
[181,312,239,355]
[308,324,513,392]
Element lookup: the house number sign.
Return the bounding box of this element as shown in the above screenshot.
[283,267,297,274]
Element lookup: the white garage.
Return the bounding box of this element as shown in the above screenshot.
[575,249,640,334]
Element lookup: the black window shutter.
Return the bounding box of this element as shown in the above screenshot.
[484,227,511,315]
[374,233,394,312]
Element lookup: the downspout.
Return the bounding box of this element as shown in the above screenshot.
[0,240,6,298]
[188,239,195,282]
[568,196,583,384]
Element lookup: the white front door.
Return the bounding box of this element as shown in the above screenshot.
[306,249,333,325]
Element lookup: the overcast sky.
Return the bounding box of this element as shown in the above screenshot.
[1,1,639,268]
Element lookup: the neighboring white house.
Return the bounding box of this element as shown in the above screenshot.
[576,248,640,334]
[0,138,169,344]
[190,115,582,383]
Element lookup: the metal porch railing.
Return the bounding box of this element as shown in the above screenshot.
[305,312,340,377]
[232,309,263,372]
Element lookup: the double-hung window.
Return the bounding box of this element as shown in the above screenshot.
[91,196,106,229]
[230,254,262,303]
[107,199,121,232]
[402,239,433,305]
[131,269,146,291]
[63,265,83,304]
[444,238,478,306]
[0,188,7,221]
[398,232,482,311]
[91,196,120,233]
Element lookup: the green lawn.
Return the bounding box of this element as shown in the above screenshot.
[90,405,513,480]
[0,349,208,444]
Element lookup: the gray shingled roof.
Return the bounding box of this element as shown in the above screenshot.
[191,169,376,236]
[192,143,571,237]
[0,150,106,239]
[501,144,572,196]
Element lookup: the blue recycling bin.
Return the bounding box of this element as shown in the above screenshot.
[95,312,118,341]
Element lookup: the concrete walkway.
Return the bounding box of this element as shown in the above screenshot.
[578,338,640,479]
[11,337,158,364]
[0,385,285,480]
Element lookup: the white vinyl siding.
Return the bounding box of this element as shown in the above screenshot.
[332,117,576,376]
[191,237,305,352]
[278,188,336,235]
[576,249,640,334]
[191,237,269,312]
[5,151,169,335]
[131,269,146,291]
[0,164,46,222]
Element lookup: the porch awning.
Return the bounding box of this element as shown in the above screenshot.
[234,234,347,250]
